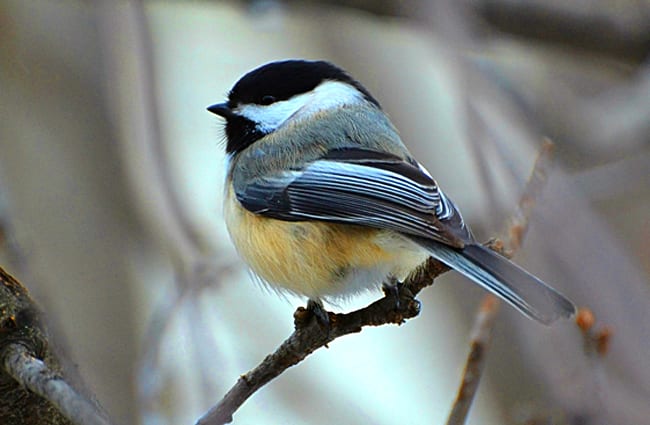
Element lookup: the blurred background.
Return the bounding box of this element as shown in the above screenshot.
[1,1,649,424]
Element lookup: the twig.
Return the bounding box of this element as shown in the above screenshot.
[0,266,112,425]
[445,139,556,425]
[446,295,500,425]
[507,139,555,252]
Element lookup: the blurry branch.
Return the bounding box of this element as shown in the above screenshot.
[575,307,612,359]
[446,139,555,425]
[471,0,650,63]
[197,141,558,425]
[506,139,555,251]
[0,266,112,425]
[446,296,500,425]
[97,0,205,263]
[464,3,650,167]
[281,0,650,65]
[569,307,613,423]
[572,151,650,202]
[97,2,235,422]
[255,0,406,17]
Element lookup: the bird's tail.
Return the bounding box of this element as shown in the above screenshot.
[418,240,575,325]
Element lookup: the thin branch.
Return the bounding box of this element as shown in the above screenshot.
[507,139,555,252]
[445,139,556,425]
[0,266,112,425]
[446,295,500,425]
[3,344,112,425]
[473,0,650,63]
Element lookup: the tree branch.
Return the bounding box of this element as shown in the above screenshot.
[473,0,650,64]
[446,139,556,425]
[0,266,112,425]
[3,344,112,425]
[446,296,501,425]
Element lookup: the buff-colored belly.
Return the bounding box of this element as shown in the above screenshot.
[224,187,427,299]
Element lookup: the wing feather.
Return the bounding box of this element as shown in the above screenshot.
[236,149,470,247]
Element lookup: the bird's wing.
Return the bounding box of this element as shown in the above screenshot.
[236,148,471,247]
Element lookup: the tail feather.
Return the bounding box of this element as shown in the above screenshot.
[419,240,575,325]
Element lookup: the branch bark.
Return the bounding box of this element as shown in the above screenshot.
[0,266,112,425]
[3,344,112,425]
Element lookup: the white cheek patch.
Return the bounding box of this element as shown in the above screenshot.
[300,80,366,116]
[237,95,309,133]
[235,80,366,133]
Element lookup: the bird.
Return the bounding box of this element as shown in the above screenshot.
[207,59,575,325]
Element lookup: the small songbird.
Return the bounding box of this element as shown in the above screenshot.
[208,59,575,325]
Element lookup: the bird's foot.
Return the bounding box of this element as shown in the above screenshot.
[306,299,330,329]
[291,299,331,337]
[383,277,417,312]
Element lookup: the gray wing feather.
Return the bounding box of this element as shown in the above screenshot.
[418,240,576,324]
[238,158,469,246]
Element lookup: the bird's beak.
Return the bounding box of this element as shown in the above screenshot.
[207,102,236,119]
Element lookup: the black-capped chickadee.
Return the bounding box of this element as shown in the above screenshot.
[208,59,575,324]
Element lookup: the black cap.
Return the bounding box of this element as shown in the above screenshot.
[224,59,380,108]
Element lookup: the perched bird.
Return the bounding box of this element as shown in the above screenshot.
[208,59,575,325]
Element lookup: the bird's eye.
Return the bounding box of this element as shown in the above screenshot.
[260,95,277,105]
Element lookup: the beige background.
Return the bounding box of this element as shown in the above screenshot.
[1,1,649,424]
